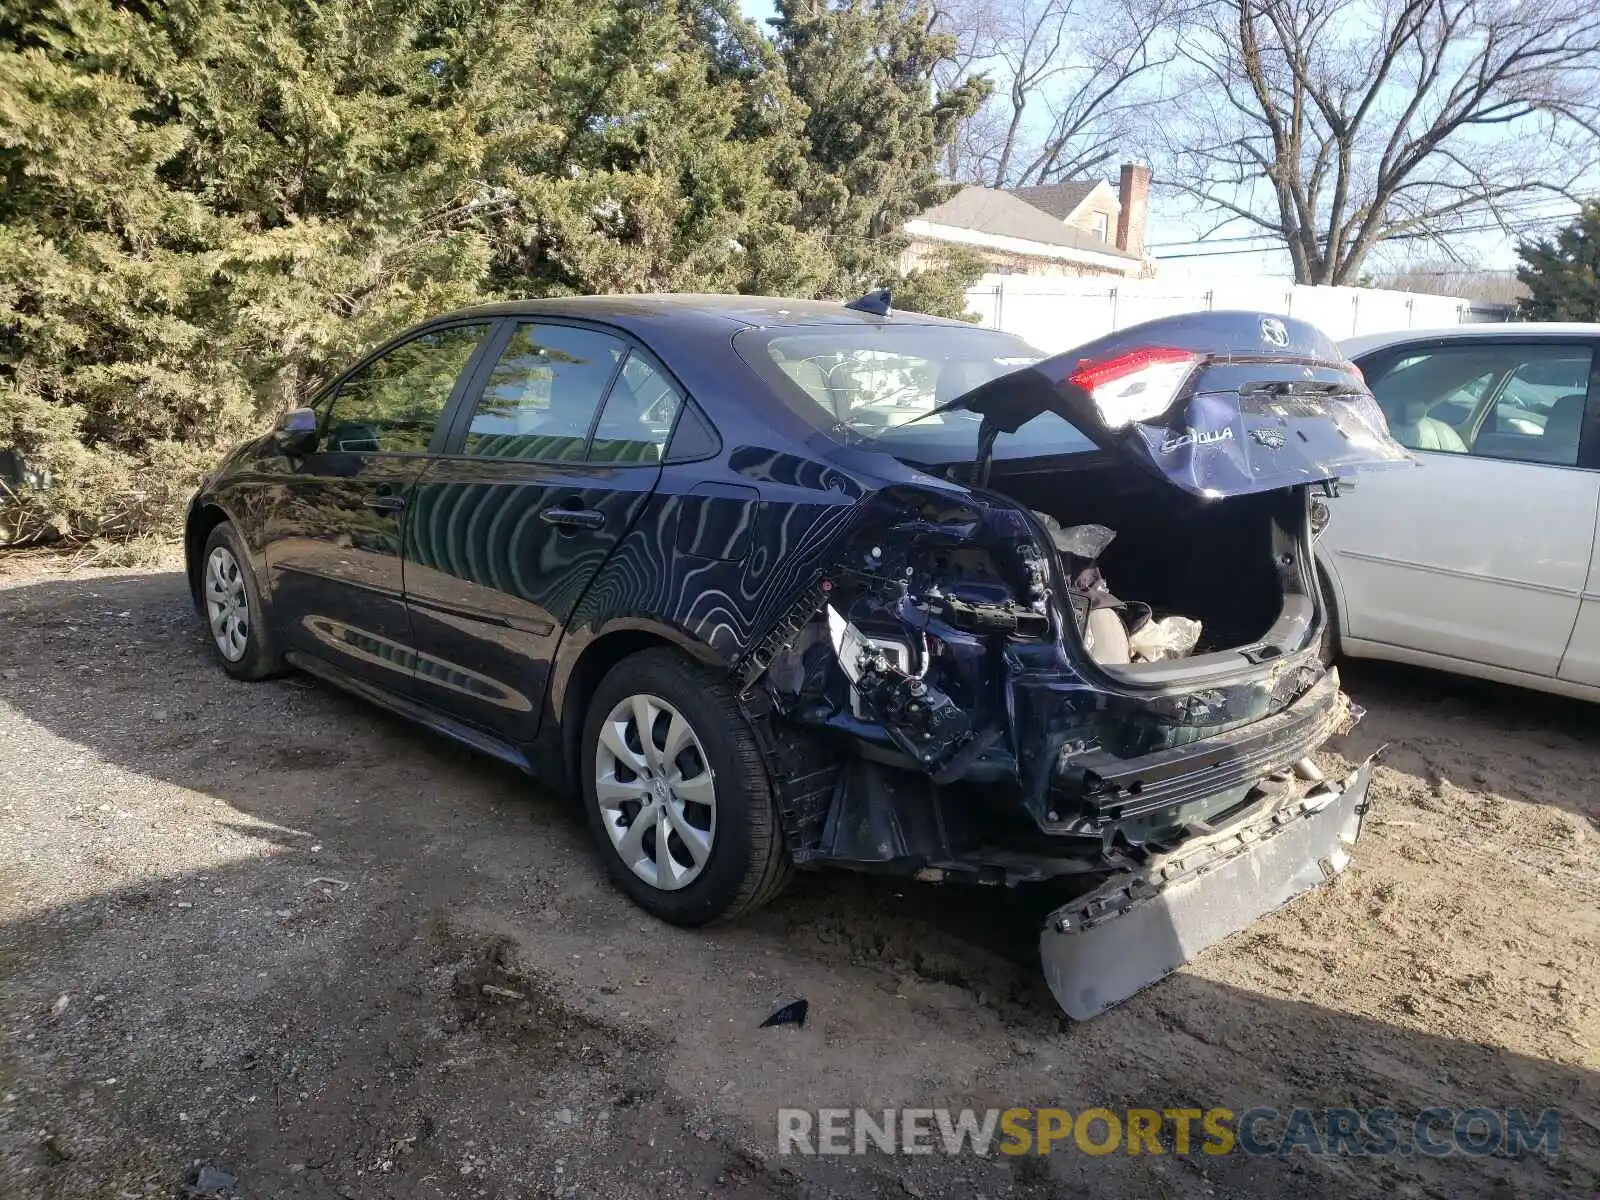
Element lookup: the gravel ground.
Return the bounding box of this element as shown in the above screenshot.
[0,559,1596,1200]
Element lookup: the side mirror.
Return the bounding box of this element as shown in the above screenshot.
[273,407,319,456]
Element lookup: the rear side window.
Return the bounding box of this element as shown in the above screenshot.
[734,324,1085,463]
[463,323,625,461]
[324,324,488,454]
[1367,343,1591,466]
[587,352,684,464]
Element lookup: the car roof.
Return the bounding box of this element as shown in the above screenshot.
[437,293,977,337]
[1341,322,1600,359]
[406,294,1001,452]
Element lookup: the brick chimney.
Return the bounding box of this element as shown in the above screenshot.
[1116,162,1151,258]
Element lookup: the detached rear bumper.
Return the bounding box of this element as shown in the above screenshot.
[1040,756,1375,1020]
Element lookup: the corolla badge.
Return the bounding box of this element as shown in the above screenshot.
[1260,317,1290,347]
[1160,426,1234,454]
[1250,427,1287,449]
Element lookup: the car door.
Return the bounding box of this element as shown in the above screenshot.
[401,319,683,740]
[265,320,492,691]
[1321,337,1600,677]
[1557,406,1600,686]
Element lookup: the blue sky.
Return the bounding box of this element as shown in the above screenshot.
[730,0,1570,280]
[1148,192,1578,280]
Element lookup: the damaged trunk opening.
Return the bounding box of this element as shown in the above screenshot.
[990,462,1302,670]
[738,311,1401,1019]
[754,474,1330,880]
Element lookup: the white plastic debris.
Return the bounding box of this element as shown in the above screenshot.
[1128,615,1203,662]
[825,605,873,684]
[1083,608,1131,665]
[1032,512,1117,559]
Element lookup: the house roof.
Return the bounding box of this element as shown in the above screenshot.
[915,186,1141,261]
[1011,180,1105,222]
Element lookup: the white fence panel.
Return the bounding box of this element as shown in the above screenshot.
[963,275,1501,352]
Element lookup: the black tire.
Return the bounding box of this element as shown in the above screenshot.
[580,648,792,926]
[199,522,285,681]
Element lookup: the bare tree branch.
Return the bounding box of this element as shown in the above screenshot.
[1160,0,1600,284]
[933,0,1187,187]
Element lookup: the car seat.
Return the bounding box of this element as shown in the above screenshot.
[1470,393,1585,464]
[1388,400,1468,453]
[935,359,997,407]
[1541,393,1586,452]
[776,358,831,402]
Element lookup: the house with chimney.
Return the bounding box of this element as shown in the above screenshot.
[901,163,1152,280]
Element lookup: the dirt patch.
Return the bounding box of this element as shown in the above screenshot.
[0,564,1596,1199]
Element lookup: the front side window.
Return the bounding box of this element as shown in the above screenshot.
[1367,343,1591,466]
[324,324,488,454]
[462,323,626,462]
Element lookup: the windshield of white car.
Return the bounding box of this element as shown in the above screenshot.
[734,324,1096,462]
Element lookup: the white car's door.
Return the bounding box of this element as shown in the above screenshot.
[1321,336,1600,678]
[1557,504,1600,686]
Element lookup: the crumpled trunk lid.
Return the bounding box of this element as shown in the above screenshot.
[943,311,1412,497]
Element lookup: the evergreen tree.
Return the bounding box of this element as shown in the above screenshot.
[771,0,987,305]
[171,0,502,402]
[472,0,837,300]
[1516,204,1600,322]
[0,0,249,543]
[0,0,984,546]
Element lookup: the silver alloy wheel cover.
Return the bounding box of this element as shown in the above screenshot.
[204,545,250,663]
[594,693,717,891]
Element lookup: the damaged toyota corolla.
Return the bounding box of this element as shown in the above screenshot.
[185,295,1410,1019]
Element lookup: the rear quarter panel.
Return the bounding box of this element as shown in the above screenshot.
[547,446,868,728]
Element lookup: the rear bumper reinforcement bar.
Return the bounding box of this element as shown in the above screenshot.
[1051,670,1356,824]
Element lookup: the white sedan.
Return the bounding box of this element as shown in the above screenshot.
[1318,323,1600,698]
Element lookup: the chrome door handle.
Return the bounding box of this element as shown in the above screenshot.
[539,507,605,530]
[363,494,407,512]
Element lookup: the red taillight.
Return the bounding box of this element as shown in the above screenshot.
[1067,346,1200,392]
[1065,346,1202,430]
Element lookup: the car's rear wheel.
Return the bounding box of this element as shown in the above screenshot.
[580,649,791,926]
[200,523,284,681]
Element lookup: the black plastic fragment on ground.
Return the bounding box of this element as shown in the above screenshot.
[761,998,808,1029]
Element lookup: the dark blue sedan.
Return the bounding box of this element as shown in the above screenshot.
[185,295,1407,1017]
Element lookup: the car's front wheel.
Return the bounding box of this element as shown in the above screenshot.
[580,649,791,926]
[200,522,284,681]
